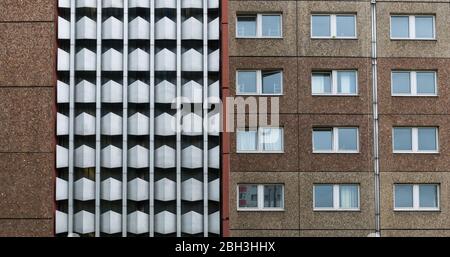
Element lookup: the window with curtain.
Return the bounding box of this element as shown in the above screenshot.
[237,130,257,151]
[261,15,282,37]
[394,184,439,210]
[237,16,257,37]
[339,185,359,209]
[237,127,284,153]
[314,184,360,210]
[312,72,332,94]
[261,128,283,151]
[337,71,357,94]
[312,70,357,95]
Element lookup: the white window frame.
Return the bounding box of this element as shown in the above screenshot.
[392,127,439,153]
[310,14,357,39]
[391,71,437,96]
[236,13,283,38]
[390,15,436,40]
[393,184,440,211]
[236,127,284,153]
[312,127,359,153]
[236,70,283,95]
[311,70,358,96]
[237,184,285,211]
[313,184,360,211]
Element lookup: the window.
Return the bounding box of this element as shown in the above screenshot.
[237,127,284,153]
[394,184,439,211]
[237,14,282,38]
[311,14,356,38]
[236,70,283,95]
[392,71,436,96]
[393,127,438,153]
[312,70,358,95]
[314,184,360,211]
[238,184,284,211]
[312,127,359,153]
[391,15,435,40]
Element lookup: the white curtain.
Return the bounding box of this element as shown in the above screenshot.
[340,185,358,208]
[262,128,282,151]
[237,130,257,151]
[338,71,355,94]
[312,74,327,94]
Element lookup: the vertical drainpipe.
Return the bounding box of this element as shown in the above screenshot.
[203,0,209,237]
[149,0,156,237]
[122,0,129,237]
[95,0,102,237]
[220,0,230,237]
[67,0,76,236]
[371,0,381,237]
[176,0,182,237]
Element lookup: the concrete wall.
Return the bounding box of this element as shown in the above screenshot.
[0,0,55,236]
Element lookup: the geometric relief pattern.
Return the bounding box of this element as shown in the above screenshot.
[56,0,220,237]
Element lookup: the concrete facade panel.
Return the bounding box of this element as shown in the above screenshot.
[297,1,372,57]
[298,57,372,114]
[377,58,450,115]
[230,114,299,172]
[380,172,450,229]
[0,23,56,87]
[229,57,298,114]
[299,172,375,230]
[0,87,54,152]
[0,153,54,219]
[229,172,300,230]
[298,114,373,172]
[379,115,450,172]
[229,1,297,57]
[377,2,450,58]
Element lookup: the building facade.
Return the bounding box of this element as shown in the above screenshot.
[228,0,450,237]
[1,0,450,237]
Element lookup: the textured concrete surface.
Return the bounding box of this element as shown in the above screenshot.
[0,153,54,219]
[0,219,53,237]
[0,0,55,237]
[0,23,56,87]
[230,229,300,237]
[0,87,54,152]
[0,0,55,22]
